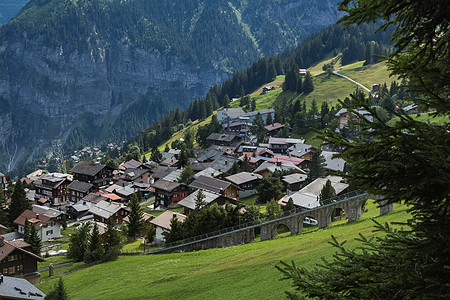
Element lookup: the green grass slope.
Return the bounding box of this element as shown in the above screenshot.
[37,201,410,299]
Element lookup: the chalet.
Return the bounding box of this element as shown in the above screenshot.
[152,166,178,182]
[217,108,245,124]
[70,162,113,188]
[189,175,240,200]
[209,156,240,175]
[120,168,152,184]
[282,173,308,194]
[119,159,150,172]
[0,236,45,284]
[268,137,305,154]
[67,180,94,204]
[223,121,253,135]
[298,68,307,76]
[14,210,61,242]
[0,272,46,298]
[268,155,307,169]
[254,161,304,178]
[258,149,274,158]
[189,160,212,172]
[66,192,108,220]
[153,179,189,208]
[207,133,241,147]
[33,175,71,207]
[193,167,222,179]
[225,172,262,198]
[114,186,136,202]
[150,211,186,244]
[197,149,224,163]
[403,103,419,115]
[264,123,285,137]
[88,200,130,225]
[178,189,231,215]
[162,169,183,183]
[242,108,275,124]
[335,108,373,130]
[279,176,348,210]
[262,86,275,94]
[31,205,65,223]
[288,143,318,161]
[159,157,178,167]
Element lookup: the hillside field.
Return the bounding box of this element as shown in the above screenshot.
[37,200,410,299]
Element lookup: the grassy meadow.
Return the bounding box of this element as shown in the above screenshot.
[37,200,410,299]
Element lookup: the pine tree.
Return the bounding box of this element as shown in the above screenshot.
[307,151,326,183]
[103,218,122,261]
[28,223,41,256]
[283,197,295,212]
[164,216,184,243]
[302,72,314,94]
[319,180,336,205]
[126,194,144,240]
[23,219,31,244]
[68,223,90,262]
[85,222,104,263]
[177,162,195,185]
[45,277,69,300]
[0,190,8,226]
[241,155,251,172]
[9,180,30,225]
[194,189,207,212]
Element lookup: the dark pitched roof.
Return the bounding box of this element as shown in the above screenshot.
[70,161,108,176]
[0,236,45,262]
[209,156,240,174]
[189,175,232,194]
[13,210,55,230]
[121,159,145,170]
[264,123,284,132]
[82,192,108,204]
[67,180,94,193]
[152,166,177,180]
[152,179,181,192]
[121,168,150,181]
[207,133,239,142]
[197,148,224,162]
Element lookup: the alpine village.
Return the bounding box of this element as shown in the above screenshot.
[0,0,448,299]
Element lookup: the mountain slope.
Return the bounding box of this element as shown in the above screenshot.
[0,0,28,25]
[0,0,343,172]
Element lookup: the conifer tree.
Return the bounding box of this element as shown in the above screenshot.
[23,219,31,244]
[103,218,122,261]
[283,197,295,212]
[9,180,30,225]
[302,72,314,94]
[241,155,251,172]
[194,189,207,212]
[319,179,336,205]
[164,216,184,243]
[307,150,326,183]
[45,277,69,300]
[68,223,90,262]
[177,162,195,185]
[126,194,144,240]
[85,222,104,263]
[28,223,41,256]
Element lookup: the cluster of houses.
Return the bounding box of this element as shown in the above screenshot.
[0,107,351,286]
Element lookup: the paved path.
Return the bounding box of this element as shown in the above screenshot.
[333,70,373,95]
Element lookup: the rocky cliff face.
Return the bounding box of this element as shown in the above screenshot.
[0,0,343,172]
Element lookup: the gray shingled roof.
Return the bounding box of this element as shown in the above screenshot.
[178,189,222,211]
[88,200,129,219]
[225,172,262,185]
[189,175,232,194]
[207,133,239,143]
[67,180,93,193]
[70,161,107,176]
[0,274,46,299]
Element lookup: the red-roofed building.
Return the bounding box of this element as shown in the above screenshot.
[13,210,61,242]
[268,155,307,169]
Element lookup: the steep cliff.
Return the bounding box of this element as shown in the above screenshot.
[0,0,343,171]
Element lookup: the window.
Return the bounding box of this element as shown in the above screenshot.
[3,268,7,274]
[16,265,21,272]
[9,266,14,274]
[72,191,75,195]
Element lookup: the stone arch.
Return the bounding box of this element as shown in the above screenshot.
[270,221,293,237]
[326,205,347,225]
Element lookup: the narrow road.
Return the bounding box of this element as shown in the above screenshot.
[333,70,373,95]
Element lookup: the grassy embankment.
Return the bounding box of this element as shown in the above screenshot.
[37,200,410,299]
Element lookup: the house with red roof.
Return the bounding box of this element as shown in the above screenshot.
[13,210,61,242]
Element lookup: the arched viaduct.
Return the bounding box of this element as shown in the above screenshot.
[151,192,393,254]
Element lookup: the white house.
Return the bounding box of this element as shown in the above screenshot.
[149,211,186,244]
[13,210,62,242]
